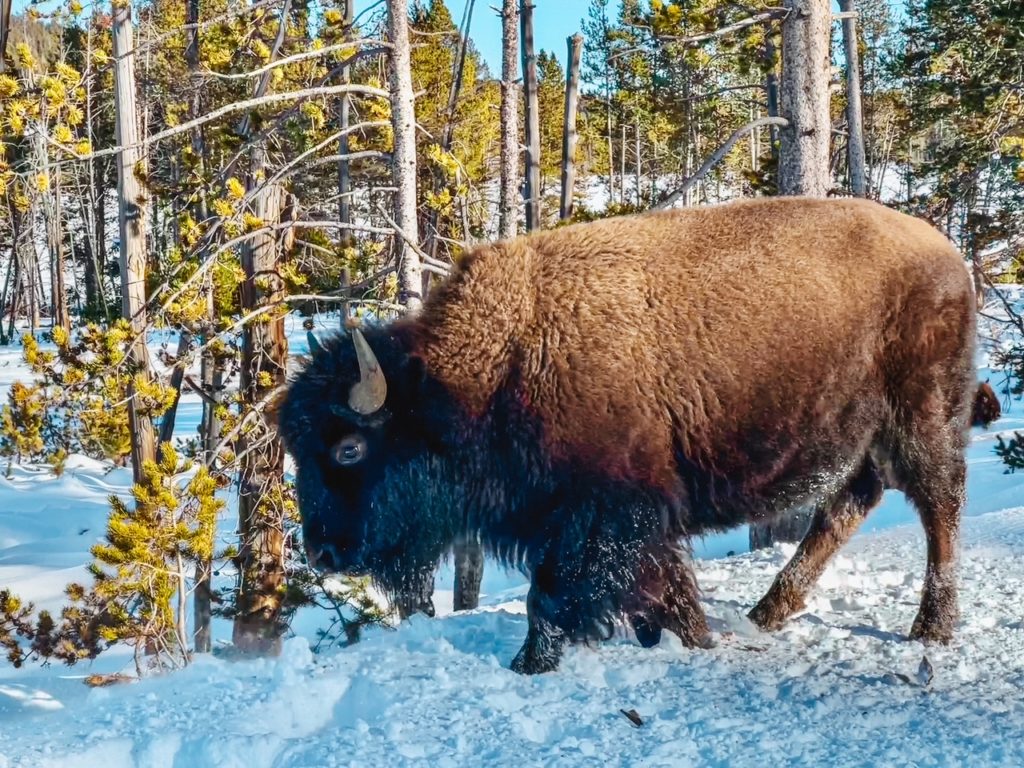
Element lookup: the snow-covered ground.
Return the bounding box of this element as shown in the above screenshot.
[1,297,1023,766]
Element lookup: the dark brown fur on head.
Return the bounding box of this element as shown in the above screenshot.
[971,381,1001,428]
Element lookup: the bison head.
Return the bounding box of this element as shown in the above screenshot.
[278,327,457,595]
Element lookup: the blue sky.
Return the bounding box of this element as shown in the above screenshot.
[461,0,619,74]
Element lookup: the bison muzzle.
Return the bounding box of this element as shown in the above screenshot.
[279,197,977,674]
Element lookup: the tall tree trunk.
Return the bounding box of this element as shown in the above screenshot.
[112,0,157,482]
[194,327,221,653]
[520,0,540,232]
[750,0,831,551]
[620,122,626,205]
[36,125,69,333]
[387,0,422,309]
[634,118,642,204]
[232,0,292,657]
[559,33,582,222]
[605,71,615,209]
[777,0,831,197]
[765,36,781,161]
[233,155,289,656]
[337,0,355,245]
[185,0,218,656]
[49,180,69,332]
[839,0,867,197]
[0,0,10,75]
[498,0,519,240]
[79,192,100,314]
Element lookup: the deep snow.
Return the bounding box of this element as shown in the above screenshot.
[0,295,1023,766]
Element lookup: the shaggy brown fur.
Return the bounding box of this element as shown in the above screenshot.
[972,381,1001,428]
[407,196,975,645]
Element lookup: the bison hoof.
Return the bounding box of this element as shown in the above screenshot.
[630,615,663,649]
[909,613,954,645]
[510,645,560,675]
[747,597,796,632]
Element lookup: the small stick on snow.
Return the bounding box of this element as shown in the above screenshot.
[620,709,644,727]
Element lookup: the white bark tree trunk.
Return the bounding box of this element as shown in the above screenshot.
[778,0,832,197]
[840,0,867,197]
[112,0,156,481]
[559,34,583,221]
[498,0,519,240]
[386,0,422,309]
[520,1,540,232]
[752,0,832,549]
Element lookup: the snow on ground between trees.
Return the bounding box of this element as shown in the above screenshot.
[1,308,1023,766]
[5,497,1024,766]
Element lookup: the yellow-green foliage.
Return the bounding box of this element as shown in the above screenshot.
[4,326,176,465]
[0,381,46,464]
[89,444,222,663]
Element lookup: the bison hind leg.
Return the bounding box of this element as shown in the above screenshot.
[749,456,884,632]
[629,614,662,648]
[891,430,967,646]
[627,542,711,649]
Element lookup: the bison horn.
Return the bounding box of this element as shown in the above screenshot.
[348,328,387,415]
[307,330,326,358]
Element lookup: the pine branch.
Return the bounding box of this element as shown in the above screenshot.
[199,40,390,81]
[49,85,391,165]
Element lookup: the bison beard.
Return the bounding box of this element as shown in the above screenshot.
[279,197,977,674]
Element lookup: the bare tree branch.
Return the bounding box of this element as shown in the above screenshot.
[374,202,452,273]
[654,117,790,210]
[658,8,788,45]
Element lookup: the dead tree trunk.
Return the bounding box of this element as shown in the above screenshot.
[520,0,540,232]
[184,0,219,654]
[634,118,642,205]
[35,129,69,333]
[765,36,781,161]
[233,160,289,656]
[559,33,582,222]
[231,0,291,656]
[387,0,422,309]
[337,0,355,244]
[498,0,519,240]
[750,0,831,550]
[112,0,157,482]
[839,0,867,197]
[777,0,831,197]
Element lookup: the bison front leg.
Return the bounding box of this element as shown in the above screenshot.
[510,585,567,674]
[509,489,668,674]
[393,566,437,620]
[749,458,883,631]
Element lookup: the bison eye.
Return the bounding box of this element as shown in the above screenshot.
[331,434,367,466]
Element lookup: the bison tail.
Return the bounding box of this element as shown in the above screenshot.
[971,381,1001,428]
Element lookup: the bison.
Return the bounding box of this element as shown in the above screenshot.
[971,381,1001,428]
[279,197,977,674]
